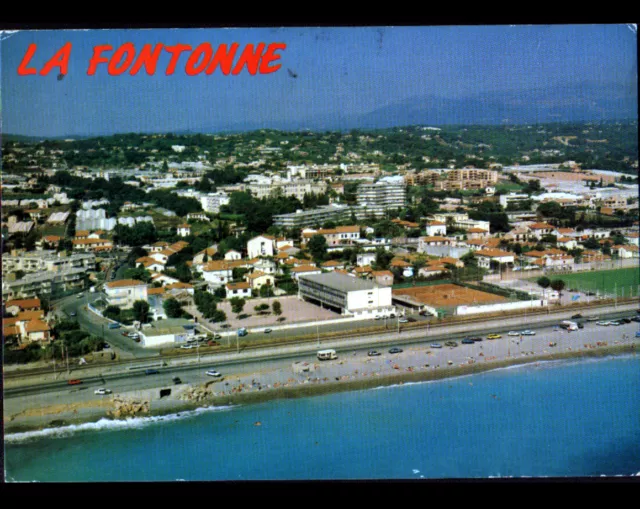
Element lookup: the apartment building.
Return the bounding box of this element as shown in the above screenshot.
[246,178,328,201]
[431,213,490,232]
[104,279,148,309]
[200,192,230,213]
[2,267,89,300]
[403,170,440,186]
[273,204,353,229]
[434,169,498,191]
[3,250,95,275]
[499,193,531,209]
[357,182,406,217]
[301,225,361,247]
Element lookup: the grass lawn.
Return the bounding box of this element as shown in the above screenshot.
[496,182,524,192]
[530,267,640,297]
[40,224,67,237]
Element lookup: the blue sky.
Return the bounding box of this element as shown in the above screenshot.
[1,25,637,137]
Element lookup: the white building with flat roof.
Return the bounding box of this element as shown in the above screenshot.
[104,279,148,309]
[298,272,394,318]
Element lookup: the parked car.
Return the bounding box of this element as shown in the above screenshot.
[128,332,139,339]
[430,343,442,349]
[508,331,520,336]
[521,330,536,336]
[609,321,622,326]
[388,347,403,354]
[172,377,182,385]
[94,388,112,395]
[367,350,381,357]
[398,318,409,323]
[206,370,222,377]
[214,334,222,340]
[571,314,583,319]
[181,344,194,350]
[207,340,219,347]
[596,321,610,326]
[407,317,417,323]
[621,318,631,324]
[145,369,159,375]
[461,338,475,345]
[264,328,272,333]
[67,379,82,385]
[487,334,501,339]
[469,336,483,342]
[444,341,458,348]
[632,317,640,323]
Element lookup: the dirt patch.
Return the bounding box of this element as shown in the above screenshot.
[393,284,507,307]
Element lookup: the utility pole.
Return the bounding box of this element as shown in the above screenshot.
[316,323,320,348]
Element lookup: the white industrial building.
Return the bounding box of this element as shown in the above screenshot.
[298,272,394,318]
[139,319,197,347]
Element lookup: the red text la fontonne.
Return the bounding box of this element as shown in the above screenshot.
[18,42,287,76]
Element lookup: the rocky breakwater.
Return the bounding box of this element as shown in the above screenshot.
[179,382,216,404]
[108,396,151,419]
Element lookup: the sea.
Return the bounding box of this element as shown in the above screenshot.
[4,354,640,481]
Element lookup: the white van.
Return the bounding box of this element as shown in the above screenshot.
[317,349,337,361]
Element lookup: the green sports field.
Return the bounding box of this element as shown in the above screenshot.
[531,267,640,297]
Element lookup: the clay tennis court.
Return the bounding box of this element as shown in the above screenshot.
[393,284,507,307]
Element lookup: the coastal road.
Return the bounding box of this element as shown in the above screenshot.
[5,315,639,417]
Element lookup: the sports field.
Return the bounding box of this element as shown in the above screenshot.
[530,267,640,297]
[393,283,507,308]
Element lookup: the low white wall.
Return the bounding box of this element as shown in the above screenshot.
[457,299,548,316]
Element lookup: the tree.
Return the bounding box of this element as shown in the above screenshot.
[272,300,282,316]
[104,305,122,321]
[259,285,274,298]
[550,279,566,297]
[308,234,328,262]
[230,297,246,315]
[132,300,150,323]
[163,298,183,318]
[537,276,551,298]
[374,248,394,270]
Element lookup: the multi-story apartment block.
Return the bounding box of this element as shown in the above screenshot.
[357,182,406,217]
[434,169,499,191]
[3,251,95,275]
[104,279,148,309]
[499,193,531,209]
[200,192,230,213]
[2,268,89,300]
[273,204,353,229]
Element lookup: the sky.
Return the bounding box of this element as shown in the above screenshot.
[1,25,637,137]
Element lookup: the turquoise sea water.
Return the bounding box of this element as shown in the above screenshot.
[5,355,640,481]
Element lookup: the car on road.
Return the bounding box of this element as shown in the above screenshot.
[461,338,475,345]
[407,317,417,323]
[596,321,610,326]
[172,377,182,385]
[94,388,112,395]
[220,324,231,329]
[206,370,222,377]
[487,334,501,340]
[444,341,458,348]
[586,316,600,321]
[214,334,222,340]
[571,314,583,319]
[508,331,520,336]
[430,343,442,348]
[636,331,640,338]
[633,317,640,323]
[388,347,403,354]
[367,350,381,357]
[108,323,121,329]
[609,321,622,326]
[621,318,631,324]
[375,315,382,320]
[144,369,159,375]
[264,328,272,333]
[469,336,483,342]
[398,318,409,323]
[67,379,82,385]
[181,344,194,350]
[521,330,536,336]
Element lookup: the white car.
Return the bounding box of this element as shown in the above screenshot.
[206,370,222,377]
[94,388,112,395]
[399,318,409,323]
[596,321,610,326]
[181,344,194,350]
[521,330,536,336]
[508,331,520,336]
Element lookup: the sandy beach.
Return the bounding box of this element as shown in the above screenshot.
[5,324,638,434]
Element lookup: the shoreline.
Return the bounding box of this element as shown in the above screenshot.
[5,344,636,436]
